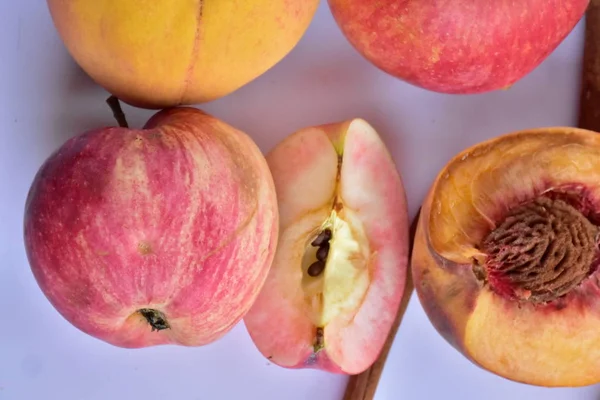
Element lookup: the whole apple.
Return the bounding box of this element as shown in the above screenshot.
[23,105,279,348]
[328,0,589,94]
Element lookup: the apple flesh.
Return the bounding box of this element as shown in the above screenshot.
[244,119,410,374]
[23,107,279,348]
[412,127,600,386]
[46,0,320,108]
[328,0,589,94]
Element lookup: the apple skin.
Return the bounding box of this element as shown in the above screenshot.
[46,0,320,109]
[328,0,589,94]
[244,119,409,374]
[23,107,279,348]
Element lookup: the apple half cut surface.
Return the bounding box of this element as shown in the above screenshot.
[244,119,410,374]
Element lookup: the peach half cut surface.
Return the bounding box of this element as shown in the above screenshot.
[412,127,600,387]
[243,119,410,374]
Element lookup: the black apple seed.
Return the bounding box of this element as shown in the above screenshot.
[311,233,326,247]
[316,243,330,261]
[311,229,332,247]
[308,260,325,277]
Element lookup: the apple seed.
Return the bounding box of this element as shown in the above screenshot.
[311,229,332,247]
[308,260,326,277]
[316,243,330,262]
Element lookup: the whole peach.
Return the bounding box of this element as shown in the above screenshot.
[47,0,319,108]
[328,0,589,94]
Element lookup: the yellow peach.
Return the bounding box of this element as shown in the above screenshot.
[47,0,319,108]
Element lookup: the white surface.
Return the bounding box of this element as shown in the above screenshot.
[1,1,599,400]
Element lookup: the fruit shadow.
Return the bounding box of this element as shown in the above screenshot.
[201,49,414,181]
[48,59,154,149]
[593,385,600,400]
[402,44,583,203]
[48,61,104,145]
[423,17,583,152]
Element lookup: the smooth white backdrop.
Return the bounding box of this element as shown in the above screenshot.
[1,1,598,400]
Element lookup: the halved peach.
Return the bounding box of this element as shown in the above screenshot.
[412,127,600,387]
[243,119,410,374]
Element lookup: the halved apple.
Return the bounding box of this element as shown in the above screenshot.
[244,119,410,374]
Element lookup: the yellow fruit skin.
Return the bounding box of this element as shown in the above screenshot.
[47,0,319,108]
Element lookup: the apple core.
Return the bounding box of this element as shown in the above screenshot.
[301,208,371,330]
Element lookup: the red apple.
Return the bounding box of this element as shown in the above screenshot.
[244,119,410,374]
[24,105,279,348]
[328,0,589,94]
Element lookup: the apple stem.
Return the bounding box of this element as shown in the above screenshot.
[106,95,129,128]
[138,308,170,332]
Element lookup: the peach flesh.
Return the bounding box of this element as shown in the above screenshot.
[244,119,410,374]
[412,127,600,386]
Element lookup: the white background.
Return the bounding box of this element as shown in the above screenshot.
[1,1,598,399]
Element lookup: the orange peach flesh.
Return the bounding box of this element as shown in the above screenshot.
[412,127,600,386]
[244,119,409,374]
